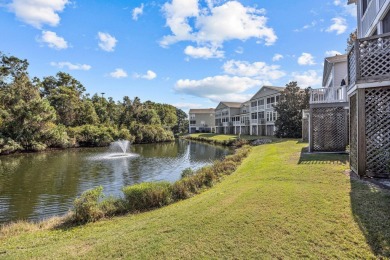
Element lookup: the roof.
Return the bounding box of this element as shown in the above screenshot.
[250,86,285,101]
[325,54,347,63]
[322,54,347,86]
[189,108,215,114]
[347,0,356,4]
[220,102,242,108]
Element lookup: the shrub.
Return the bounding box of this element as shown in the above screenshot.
[0,138,22,155]
[122,182,173,211]
[181,167,194,178]
[72,186,105,223]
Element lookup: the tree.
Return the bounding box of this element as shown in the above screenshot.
[40,72,86,127]
[274,81,310,138]
[346,29,357,51]
[0,53,57,150]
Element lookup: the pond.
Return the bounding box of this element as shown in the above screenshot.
[0,139,232,224]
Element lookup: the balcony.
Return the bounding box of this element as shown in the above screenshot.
[310,85,347,104]
[250,106,258,112]
[348,33,390,88]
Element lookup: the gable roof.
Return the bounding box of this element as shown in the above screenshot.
[250,86,285,101]
[189,108,215,114]
[216,101,242,110]
[323,54,347,86]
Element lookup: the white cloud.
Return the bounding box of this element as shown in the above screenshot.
[160,0,277,58]
[174,75,261,103]
[291,70,322,88]
[325,50,342,57]
[184,45,224,59]
[110,68,128,79]
[98,32,117,52]
[132,4,144,21]
[333,0,357,17]
[235,47,244,54]
[222,60,285,80]
[294,21,317,32]
[50,62,91,71]
[172,102,203,110]
[326,17,347,35]
[272,54,283,62]
[298,53,316,66]
[7,0,69,28]
[134,70,157,80]
[39,31,68,50]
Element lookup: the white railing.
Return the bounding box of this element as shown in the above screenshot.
[310,86,347,104]
[233,121,241,126]
[251,119,258,124]
[250,106,258,112]
[223,122,229,127]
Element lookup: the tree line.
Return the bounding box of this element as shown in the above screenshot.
[0,52,188,155]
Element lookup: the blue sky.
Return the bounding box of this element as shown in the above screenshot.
[0,0,357,111]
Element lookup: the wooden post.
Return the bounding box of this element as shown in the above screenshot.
[309,107,313,153]
[355,40,361,82]
[357,88,366,177]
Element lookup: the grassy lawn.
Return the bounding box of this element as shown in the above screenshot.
[188,133,266,141]
[2,140,390,258]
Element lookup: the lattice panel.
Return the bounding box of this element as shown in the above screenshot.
[302,118,309,142]
[359,37,390,79]
[312,107,348,152]
[349,95,358,173]
[365,87,390,177]
[348,45,357,89]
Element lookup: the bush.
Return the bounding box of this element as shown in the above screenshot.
[73,186,105,223]
[122,182,173,211]
[0,138,22,155]
[44,123,70,148]
[181,167,194,178]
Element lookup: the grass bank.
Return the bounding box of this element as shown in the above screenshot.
[1,140,390,258]
[183,133,273,146]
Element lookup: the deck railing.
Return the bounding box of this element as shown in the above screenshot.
[310,85,347,104]
[348,32,390,88]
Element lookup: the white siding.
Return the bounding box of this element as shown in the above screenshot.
[333,61,348,87]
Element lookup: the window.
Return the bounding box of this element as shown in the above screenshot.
[251,101,257,107]
[362,0,372,15]
[251,113,257,120]
[258,111,265,119]
[258,99,264,106]
[383,10,390,34]
[190,120,196,125]
[266,97,275,109]
[190,114,195,119]
[266,111,278,122]
[276,96,279,103]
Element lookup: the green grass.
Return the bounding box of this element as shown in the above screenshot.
[2,140,390,258]
[189,133,265,141]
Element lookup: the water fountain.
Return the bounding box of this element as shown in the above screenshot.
[90,140,138,160]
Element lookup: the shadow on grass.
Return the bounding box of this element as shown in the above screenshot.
[298,147,349,165]
[350,178,390,258]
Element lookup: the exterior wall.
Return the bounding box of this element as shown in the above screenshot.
[333,62,348,87]
[189,110,215,133]
[249,88,282,136]
[356,0,390,37]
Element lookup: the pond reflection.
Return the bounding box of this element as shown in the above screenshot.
[0,139,232,223]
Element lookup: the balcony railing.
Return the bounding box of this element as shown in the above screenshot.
[348,32,390,88]
[310,85,347,104]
